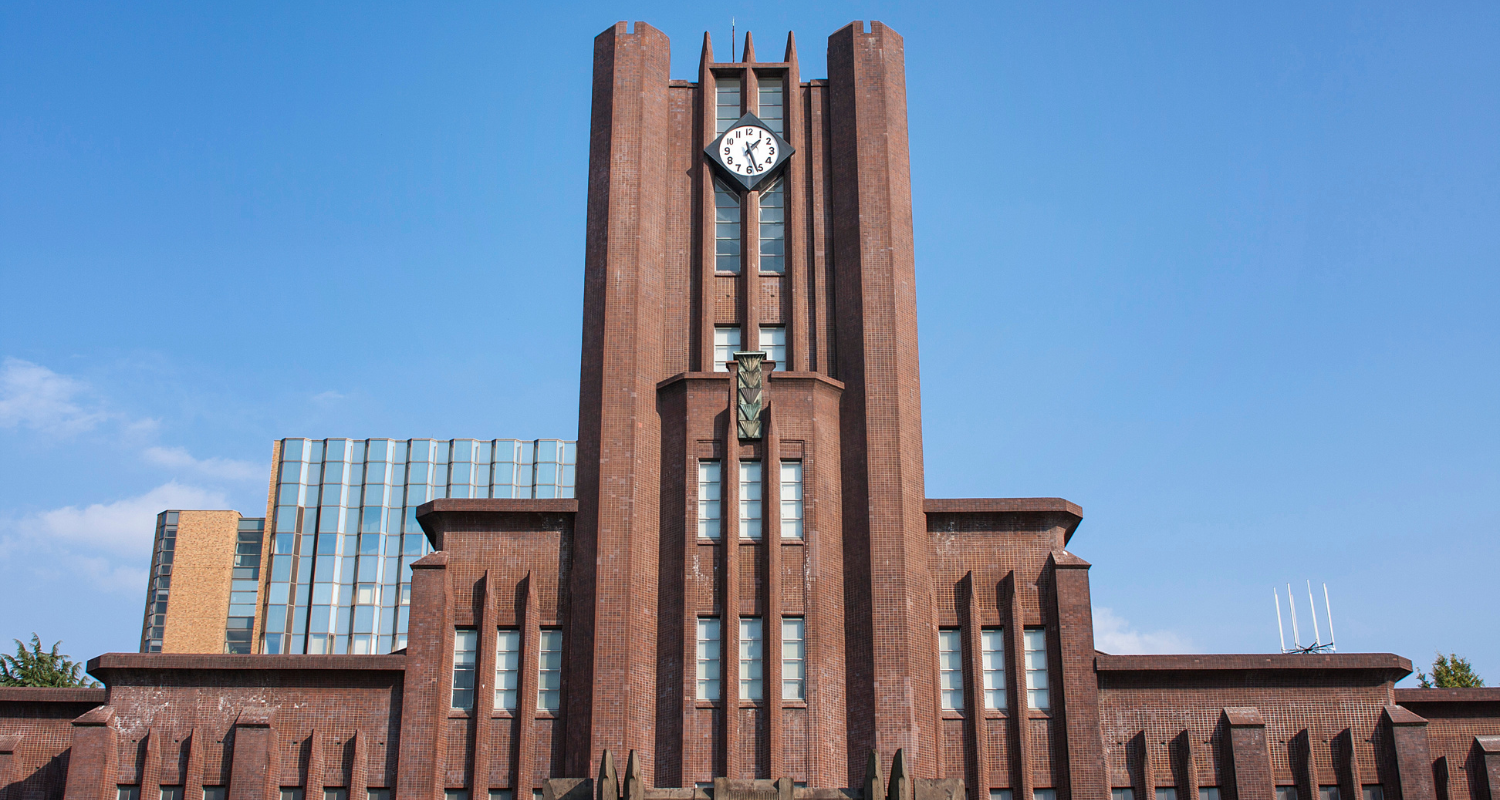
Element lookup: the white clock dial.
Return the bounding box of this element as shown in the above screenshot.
[717,125,778,176]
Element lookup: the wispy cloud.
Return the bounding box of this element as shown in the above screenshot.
[7,481,229,558]
[143,446,261,481]
[312,390,345,405]
[0,357,108,434]
[1093,607,1195,655]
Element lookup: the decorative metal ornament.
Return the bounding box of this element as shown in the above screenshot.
[735,351,766,439]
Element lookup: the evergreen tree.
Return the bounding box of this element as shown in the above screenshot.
[1417,652,1485,688]
[0,634,99,688]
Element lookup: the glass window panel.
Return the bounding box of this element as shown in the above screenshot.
[779,462,803,539]
[495,629,521,711]
[716,77,741,134]
[714,328,740,372]
[1361,789,1382,800]
[939,629,965,710]
[757,76,784,135]
[758,178,786,273]
[1276,789,1299,800]
[1158,790,1178,800]
[759,326,786,367]
[696,617,722,700]
[739,461,762,541]
[1113,790,1135,800]
[451,629,478,709]
[782,618,805,700]
[1024,629,1049,709]
[714,181,742,273]
[739,617,763,700]
[698,461,722,539]
[981,628,1007,709]
[538,629,564,711]
[991,792,1014,800]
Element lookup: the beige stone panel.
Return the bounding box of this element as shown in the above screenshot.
[160,510,240,653]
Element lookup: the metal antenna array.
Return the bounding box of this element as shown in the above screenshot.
[1274,581,1337,654]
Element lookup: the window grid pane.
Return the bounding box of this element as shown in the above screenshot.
[697,618,722,700]
[782,618,805,700]
[939,628,964,710]
[758,178,785,273]
[779,462,803,540]
[451,629,478,709]
[759,326,786,367]
[739,461,762,541]
[494,629,521,710]
[537,630,563,711]
[698,461,722,540]
[716,78,741,134]
[715,181,742,273]
[739,617,764,700]
[714,328,741,372]
[758,77,784,136]
[1024,629,1049,710]
[981,628,1007,709]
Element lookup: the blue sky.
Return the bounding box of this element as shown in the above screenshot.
[2,2,1496,683]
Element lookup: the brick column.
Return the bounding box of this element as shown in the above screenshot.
[228,708,280,800]
[351,732,370,800]
[782,32,809,373]
[826,20,935,779]
[1004,573,1033,800]
[765,405,784,780]
[305,731,325,800]
[1221,708,1271,800]
[517,574,542,800]
[1475,736,1500,800]
[141,727,163,800]
[569,20,672,782]
[471,570,500,798]
[64,706,118,800]
[959,573,989,796]
[184,728,205,800]
[1384,706,1435,800]
[398,551,454,800]
[1047,552,1106,800]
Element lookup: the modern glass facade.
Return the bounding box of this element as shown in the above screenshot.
[261,437,576,655]
[140,511,178,653]
[225,517,265,653]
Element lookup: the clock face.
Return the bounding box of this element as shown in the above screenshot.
[716,124,778,177]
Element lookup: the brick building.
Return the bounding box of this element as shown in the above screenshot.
[3,20,1498,800]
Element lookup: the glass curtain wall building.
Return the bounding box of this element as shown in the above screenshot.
[262,438,576,654]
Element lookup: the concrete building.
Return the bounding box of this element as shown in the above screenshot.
[3,20,1498,800]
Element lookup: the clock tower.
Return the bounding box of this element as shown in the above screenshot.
[571,20,940,789]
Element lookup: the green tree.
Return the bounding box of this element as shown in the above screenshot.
[0,634,99,688]
[1417,652,1485,688]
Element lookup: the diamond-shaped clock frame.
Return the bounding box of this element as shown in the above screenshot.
[705,112,795,191]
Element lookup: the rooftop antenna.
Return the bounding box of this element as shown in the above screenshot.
[732,18,736,61]
[1275,581,1338,654]
[1287,583,1301,649]
[1274,588,1287,652]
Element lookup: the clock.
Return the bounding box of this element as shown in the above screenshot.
[705,112,794,190]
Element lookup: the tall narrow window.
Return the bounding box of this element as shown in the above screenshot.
[716,77,741,134]
[758,177,785,274]
[715,181,742,274]
[938,629,965,710]
[494,629,521,711]
[781,617,805,700]
[697,617,722,700]
[739,617,764,700]
[1113,791,1136,800]
[451,629,478,709]
[1199,790,1221,800]
[981,628,1007,709]
[714,327,741,372]
[1158,790,1178,800]
[537,629,563,711]
[779,462,803,540]
[697,461,722,540]
[1024,628,1050,710]
[758,76,784,136]
[759,326,786,366]
[739,461,762,541]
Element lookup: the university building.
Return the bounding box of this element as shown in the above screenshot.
[3,20,1498,800]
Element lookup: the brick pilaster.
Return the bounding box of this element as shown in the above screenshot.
[228,708,279,800]
[398,551,454,800]
[1222,708,1271,800]
[1048,552,1106,800]
[1384,706,1435,800]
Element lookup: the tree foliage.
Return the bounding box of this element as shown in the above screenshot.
[1417,652,1485,688]
[0,634,98,688]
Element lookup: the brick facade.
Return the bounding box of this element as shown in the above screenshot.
[2,19,1497,800]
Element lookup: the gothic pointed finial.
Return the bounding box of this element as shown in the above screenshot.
[784,30,798,64]
[742,30,756,63]
[864,749,886,800]
[598,749,619,800]
[624,749,645,800]
[887,748,912,800]
[700,31,714,72]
